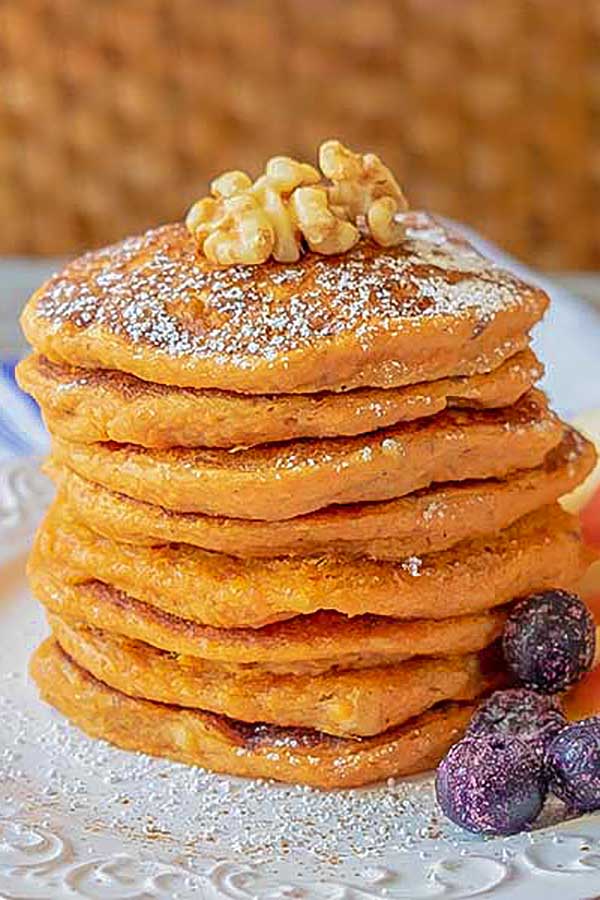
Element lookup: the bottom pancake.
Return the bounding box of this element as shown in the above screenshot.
[48,615,500,737]
[31,639,477,788]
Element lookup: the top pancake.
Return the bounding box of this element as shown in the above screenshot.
[21,213,548,395]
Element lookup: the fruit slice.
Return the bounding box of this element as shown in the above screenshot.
[564,608,600,720]
[562,409,600,515]
[581,485,600,551]
[564,410,600,598]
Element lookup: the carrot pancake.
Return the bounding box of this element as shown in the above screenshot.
[31,639,480,788]
[18,349,542,449]
[20,213,547,395]
[50,390,564,520]
[33,501,588,628]
[48,615,501,738]
[49,429,595,559]
[32,570,508,675]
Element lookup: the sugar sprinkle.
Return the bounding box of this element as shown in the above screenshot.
[33,214,543,369]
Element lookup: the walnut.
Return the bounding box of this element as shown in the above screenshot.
[185,139,409,264]
[185,196,214,239]
[211,170,253,198]
[264,156,320,193]
[290,186,359,255]
[252,156,321,262]
[319,139,408,216]
[319,139,409,246]
[185,171,257,248]
[187,192,275,266]
[368,196,407,247]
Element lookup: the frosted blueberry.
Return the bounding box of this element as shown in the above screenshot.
[436,735,547,835]
[467,688,566,752]
[503,590,595,694]
[546,717,600,812]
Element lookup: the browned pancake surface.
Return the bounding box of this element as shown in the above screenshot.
[31,639,477,787]
[50,429,595,558]
[21,214,547,394]
[18,349,542,448]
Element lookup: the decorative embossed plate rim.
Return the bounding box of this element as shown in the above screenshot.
[2,269,600,900]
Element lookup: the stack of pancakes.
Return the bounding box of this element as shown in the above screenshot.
[19,213,595,788]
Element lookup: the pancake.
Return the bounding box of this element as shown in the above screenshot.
[48,615,500,738]
[31,639,479,787]
[34,501,588,628]
[20,214,547,396]
[18,349,543,449]
[50,391,564,520]
[49,429,595,559]
[32,572,508,674]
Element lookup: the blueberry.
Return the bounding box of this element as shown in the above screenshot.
[546,717,600,812]
[467,689,566,752]
[503,590,596,693]
[435,735,547,835]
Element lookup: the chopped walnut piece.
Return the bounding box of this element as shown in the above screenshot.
[211,170,253,198]
[252,156,321,262]
[319,139,409,246]
[290,186,359,255]
[368,195,408,247]
[320,139,408,219]
[250,175,300,262]
[192,193,275,266]
[185,196,215,238]
[264,156,320,192]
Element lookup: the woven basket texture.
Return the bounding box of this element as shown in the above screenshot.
[1,0,598,266]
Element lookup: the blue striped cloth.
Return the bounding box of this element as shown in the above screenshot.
[0,360,49,460]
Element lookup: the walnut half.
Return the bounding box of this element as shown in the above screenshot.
[320,139,409,242]
[186,193,275,266]
[290,186,359,255]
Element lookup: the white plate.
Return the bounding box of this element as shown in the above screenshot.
[2,274,600,899]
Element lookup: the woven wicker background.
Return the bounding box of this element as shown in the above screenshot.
[1,0,599,267]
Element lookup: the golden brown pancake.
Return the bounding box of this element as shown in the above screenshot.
[50,391,563,520]
[34,501,587,628]
[16,192,587,785]
[49,429,595,559]
[49,615,500,738]
[31,639,478,787]
[20,215,548,395]
[18,350,543,449]
[32,571,508,674]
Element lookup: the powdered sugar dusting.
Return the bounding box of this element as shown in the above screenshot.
[32,214,544,367]
[402,555,423,577]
